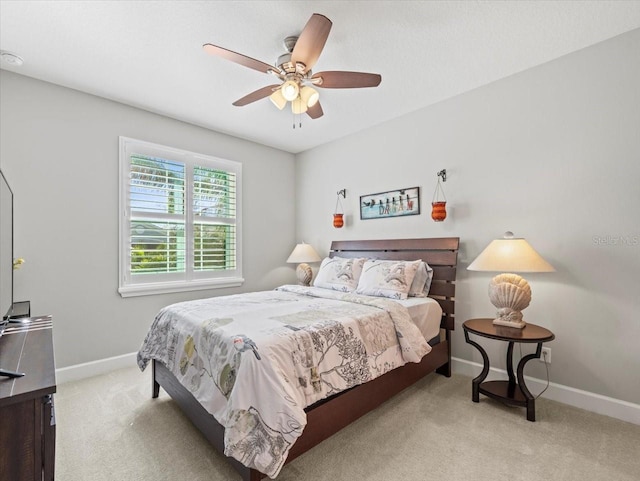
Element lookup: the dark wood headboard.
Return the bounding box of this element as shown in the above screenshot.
[329,237,460,330]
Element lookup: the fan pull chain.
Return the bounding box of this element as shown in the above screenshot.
[292,112,303,129]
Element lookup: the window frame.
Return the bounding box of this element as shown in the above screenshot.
[118,137,243,298]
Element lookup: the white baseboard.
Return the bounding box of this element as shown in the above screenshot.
[452,357,640,426]
[55,352,639,426]
[56,352,138,385]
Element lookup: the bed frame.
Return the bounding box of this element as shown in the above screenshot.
[152,237,459,480]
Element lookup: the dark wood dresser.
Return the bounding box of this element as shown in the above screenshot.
[0,316,56,481]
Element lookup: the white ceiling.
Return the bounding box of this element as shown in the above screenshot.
[1,1,640,154]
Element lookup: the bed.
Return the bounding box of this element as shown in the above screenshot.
[139,237,459,480]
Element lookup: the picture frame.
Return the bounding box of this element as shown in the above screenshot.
[360,186,420,220]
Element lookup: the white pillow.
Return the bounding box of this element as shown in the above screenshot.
[313,256,366,292]
[408,262,434,297]
[355,259,422,300]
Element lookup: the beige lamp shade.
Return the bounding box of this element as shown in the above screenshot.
[287,243,321,286]
[300,86,319,107]
[269,89,286,110]
[281,80,299,101]
[467,232,555,273]
[291,97,308,114]
[468,232,554,329]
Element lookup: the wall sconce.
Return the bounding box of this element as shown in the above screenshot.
[334,189,346,228]
[431,169,447,222]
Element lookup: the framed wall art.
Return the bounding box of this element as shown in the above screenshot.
[360,186,420,220]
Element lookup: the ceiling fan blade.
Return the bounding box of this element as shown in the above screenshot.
[312,71,382,89]
[307,101,324,119]
[232,84,280,106]
[291,14,332,72]
[203,43,275,74]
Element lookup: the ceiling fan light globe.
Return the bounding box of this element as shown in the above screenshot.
[291,97,308,114]
[281,80,299,101]
[269,89,286,110]
[300,86,319,107]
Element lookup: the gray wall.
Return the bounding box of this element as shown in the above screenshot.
[0,71,297,368]
[296,29,640,404]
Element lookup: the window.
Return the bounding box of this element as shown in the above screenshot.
[118,137,242,297]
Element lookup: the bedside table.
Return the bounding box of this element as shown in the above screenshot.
[462,318,555,422]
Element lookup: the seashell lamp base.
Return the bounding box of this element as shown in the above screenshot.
[489,273,532,329]
[493,311,526,329]
[296,263,313,286]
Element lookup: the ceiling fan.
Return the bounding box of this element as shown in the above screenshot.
[203,13,382,120]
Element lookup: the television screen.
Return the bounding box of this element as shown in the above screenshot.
[0,169,13,322]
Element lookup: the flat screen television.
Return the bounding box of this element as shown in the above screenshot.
[0,168,24,377]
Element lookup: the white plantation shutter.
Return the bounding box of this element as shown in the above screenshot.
[118,137,243,297]
[129,155,186,275]
[193,166,237,272]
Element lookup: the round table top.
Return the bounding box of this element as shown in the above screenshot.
[463,318,555,343]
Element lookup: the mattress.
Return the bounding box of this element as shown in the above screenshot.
[398,296,443,342]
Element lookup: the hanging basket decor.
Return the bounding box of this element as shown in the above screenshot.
[431,170,447,222]
[333,189,346,228]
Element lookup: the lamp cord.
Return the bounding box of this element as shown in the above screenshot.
[536,360,551,399]
[518,344,551,400]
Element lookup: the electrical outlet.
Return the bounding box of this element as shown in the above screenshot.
[540,347,551,364]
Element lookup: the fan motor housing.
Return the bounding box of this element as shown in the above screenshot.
[277,36,301,74]
[277,53,295,73]
[283,35,298,52]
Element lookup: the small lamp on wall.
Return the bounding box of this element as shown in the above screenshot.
[287,242,322,286]
[467,232,555,329]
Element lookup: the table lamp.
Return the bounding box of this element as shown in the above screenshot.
[467,232,555,329]
[287,242,321,286]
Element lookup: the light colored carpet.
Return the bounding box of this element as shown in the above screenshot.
[55,366,640,481]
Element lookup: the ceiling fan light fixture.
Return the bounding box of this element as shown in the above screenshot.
[269,89,286,110]
[300,86,319,107]
[203,14,380,121]
[291,97,308,114]
[281,80,299,101]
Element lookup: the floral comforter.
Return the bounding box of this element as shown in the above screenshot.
[137,285,430,478]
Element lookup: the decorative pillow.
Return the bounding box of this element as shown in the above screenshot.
[355,259,422,300]
[408,262,434,297]
[313,256,366,292]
